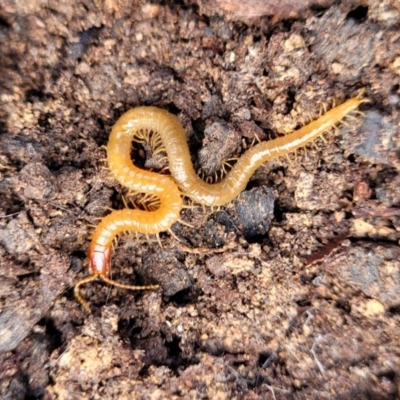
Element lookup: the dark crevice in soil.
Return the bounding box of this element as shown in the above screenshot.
[346,6,369,23]
[167,286,201,306]
[38,317,64,352]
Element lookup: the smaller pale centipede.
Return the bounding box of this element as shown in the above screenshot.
[74,91,368,312]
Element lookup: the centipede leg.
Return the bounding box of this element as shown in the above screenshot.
[319,134,328,144]
[285,154,294,167]
[345,114,359,122]
[178,218,194,228]
[168,228,181,242]
[312,141,320,151]
[156,233,163,248]
[354,110,366,117]
[122,195,129,208]
[182,201,199,210]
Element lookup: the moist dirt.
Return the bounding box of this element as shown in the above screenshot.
[1,0,400,399]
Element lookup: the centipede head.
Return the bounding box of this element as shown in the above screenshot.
[88,243,112,276]
[74,244,112,313]
[74,271,160,314]
[75,243,160,313]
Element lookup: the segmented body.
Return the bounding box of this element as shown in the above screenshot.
[75,94,366,312]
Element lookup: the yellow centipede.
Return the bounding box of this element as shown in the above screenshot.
[74,92,368,312]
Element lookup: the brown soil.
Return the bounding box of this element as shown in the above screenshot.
[1,0,400,399]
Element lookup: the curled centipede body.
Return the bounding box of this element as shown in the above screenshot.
[75,91,368,312]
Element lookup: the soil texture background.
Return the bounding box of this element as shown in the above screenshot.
[1,0,400,399]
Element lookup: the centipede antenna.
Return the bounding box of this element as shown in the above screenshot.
[74,274,100,313]
[100,274,159,292]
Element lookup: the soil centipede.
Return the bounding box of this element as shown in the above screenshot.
[74,91,368,312]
